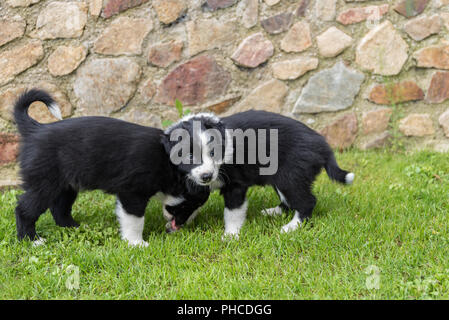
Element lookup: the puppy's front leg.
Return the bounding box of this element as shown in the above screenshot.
[116,193,150,247]
[222,186,248,240]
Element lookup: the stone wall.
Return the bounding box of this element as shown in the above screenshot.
[1,0,449,187]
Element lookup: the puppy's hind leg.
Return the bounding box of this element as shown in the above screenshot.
[262,187,289,216]
[15,191,49,242]
[116,193,150,247]
[278,186,316,233]
[50,187,79,228]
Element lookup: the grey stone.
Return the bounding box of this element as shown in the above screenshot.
[73,58,140,116]
[261,12,293,34]
[293,61,365,114]
[360,131,391,150]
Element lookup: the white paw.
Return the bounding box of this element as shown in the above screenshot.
[281,221,301,233]
[127,239,149,247]
[32,237,46,247]
[262,206,283,216]
[222,232,239,241]
[163,207,173,221]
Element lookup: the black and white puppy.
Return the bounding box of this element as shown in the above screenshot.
[13,89,209,246]
[162,110,354,238]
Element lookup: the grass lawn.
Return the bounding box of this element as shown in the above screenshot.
[0,150,448,299]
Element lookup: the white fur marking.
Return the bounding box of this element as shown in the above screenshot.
[162,195,185,221]
[345,172,355,185]
[281,211,302,233]
[32,237,46,247]
[48,103,62,120]
[276,187,289,207]
[190,132,219,185]
[262,206,283,216]
[223,200,248,239]
[115,200,148,247]
[164,112,220,133]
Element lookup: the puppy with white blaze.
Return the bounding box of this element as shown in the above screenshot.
[162,110,354,238]
[13,89,209,246]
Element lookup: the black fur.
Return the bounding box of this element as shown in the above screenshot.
[163,110,353,233]
[13,89,209,241]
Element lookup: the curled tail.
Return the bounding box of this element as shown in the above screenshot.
[324,153,354,185]
[14,89,62,137]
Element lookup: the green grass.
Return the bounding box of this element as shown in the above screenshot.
[1,150,448,299]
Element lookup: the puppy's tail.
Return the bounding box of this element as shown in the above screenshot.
[324,153,354,185]
[14,89,62,137]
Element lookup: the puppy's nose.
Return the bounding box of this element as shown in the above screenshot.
[200,172,213,183]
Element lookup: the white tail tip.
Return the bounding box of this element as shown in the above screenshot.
[48,103,62,120]
[345,172,355,185]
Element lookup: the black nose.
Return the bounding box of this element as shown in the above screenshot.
[200,172,213,182]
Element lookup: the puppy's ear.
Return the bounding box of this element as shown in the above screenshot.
[160,133,171,155]
[213,120,226,142]
[203,117,222,130]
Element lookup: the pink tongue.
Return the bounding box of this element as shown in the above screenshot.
[171,219,179,230]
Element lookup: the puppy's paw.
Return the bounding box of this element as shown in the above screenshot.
[32,237,46,247]
[281,221,301,233]
[127,239,149,248]
[221,232,239,241]
[163,207,173,222]
[262,206,283,216]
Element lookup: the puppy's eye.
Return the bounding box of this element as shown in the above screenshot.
[209,150,215,157]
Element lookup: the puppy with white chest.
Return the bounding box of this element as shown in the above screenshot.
[162,110,354,238]
[13,89,209,246]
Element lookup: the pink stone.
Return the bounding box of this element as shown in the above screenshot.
[153,0,186,24]
[362,108,392,135]
[102,0,149,18]
[337,4,389,25]
[231,33,274,68]
[404,14,441,41]
[148,40,183,68]
[0,133,19,164]
[399,114,434,136]
[320,113,358,150]
[295,0,309,17]
[94,17,153,56]
[204,0,237,10]
[369,81,424,105]
[427,71,449,104]
[280,21,312,53]
[360,131,391,150]
[414,43,449,70]
[394,0,429,18]
[260,12,293,34]
[155,55,231,106]
[0,16,26,47]
[138,78,156,103]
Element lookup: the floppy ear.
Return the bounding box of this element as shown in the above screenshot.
[203,117,222,130]
[160,133,171,155]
